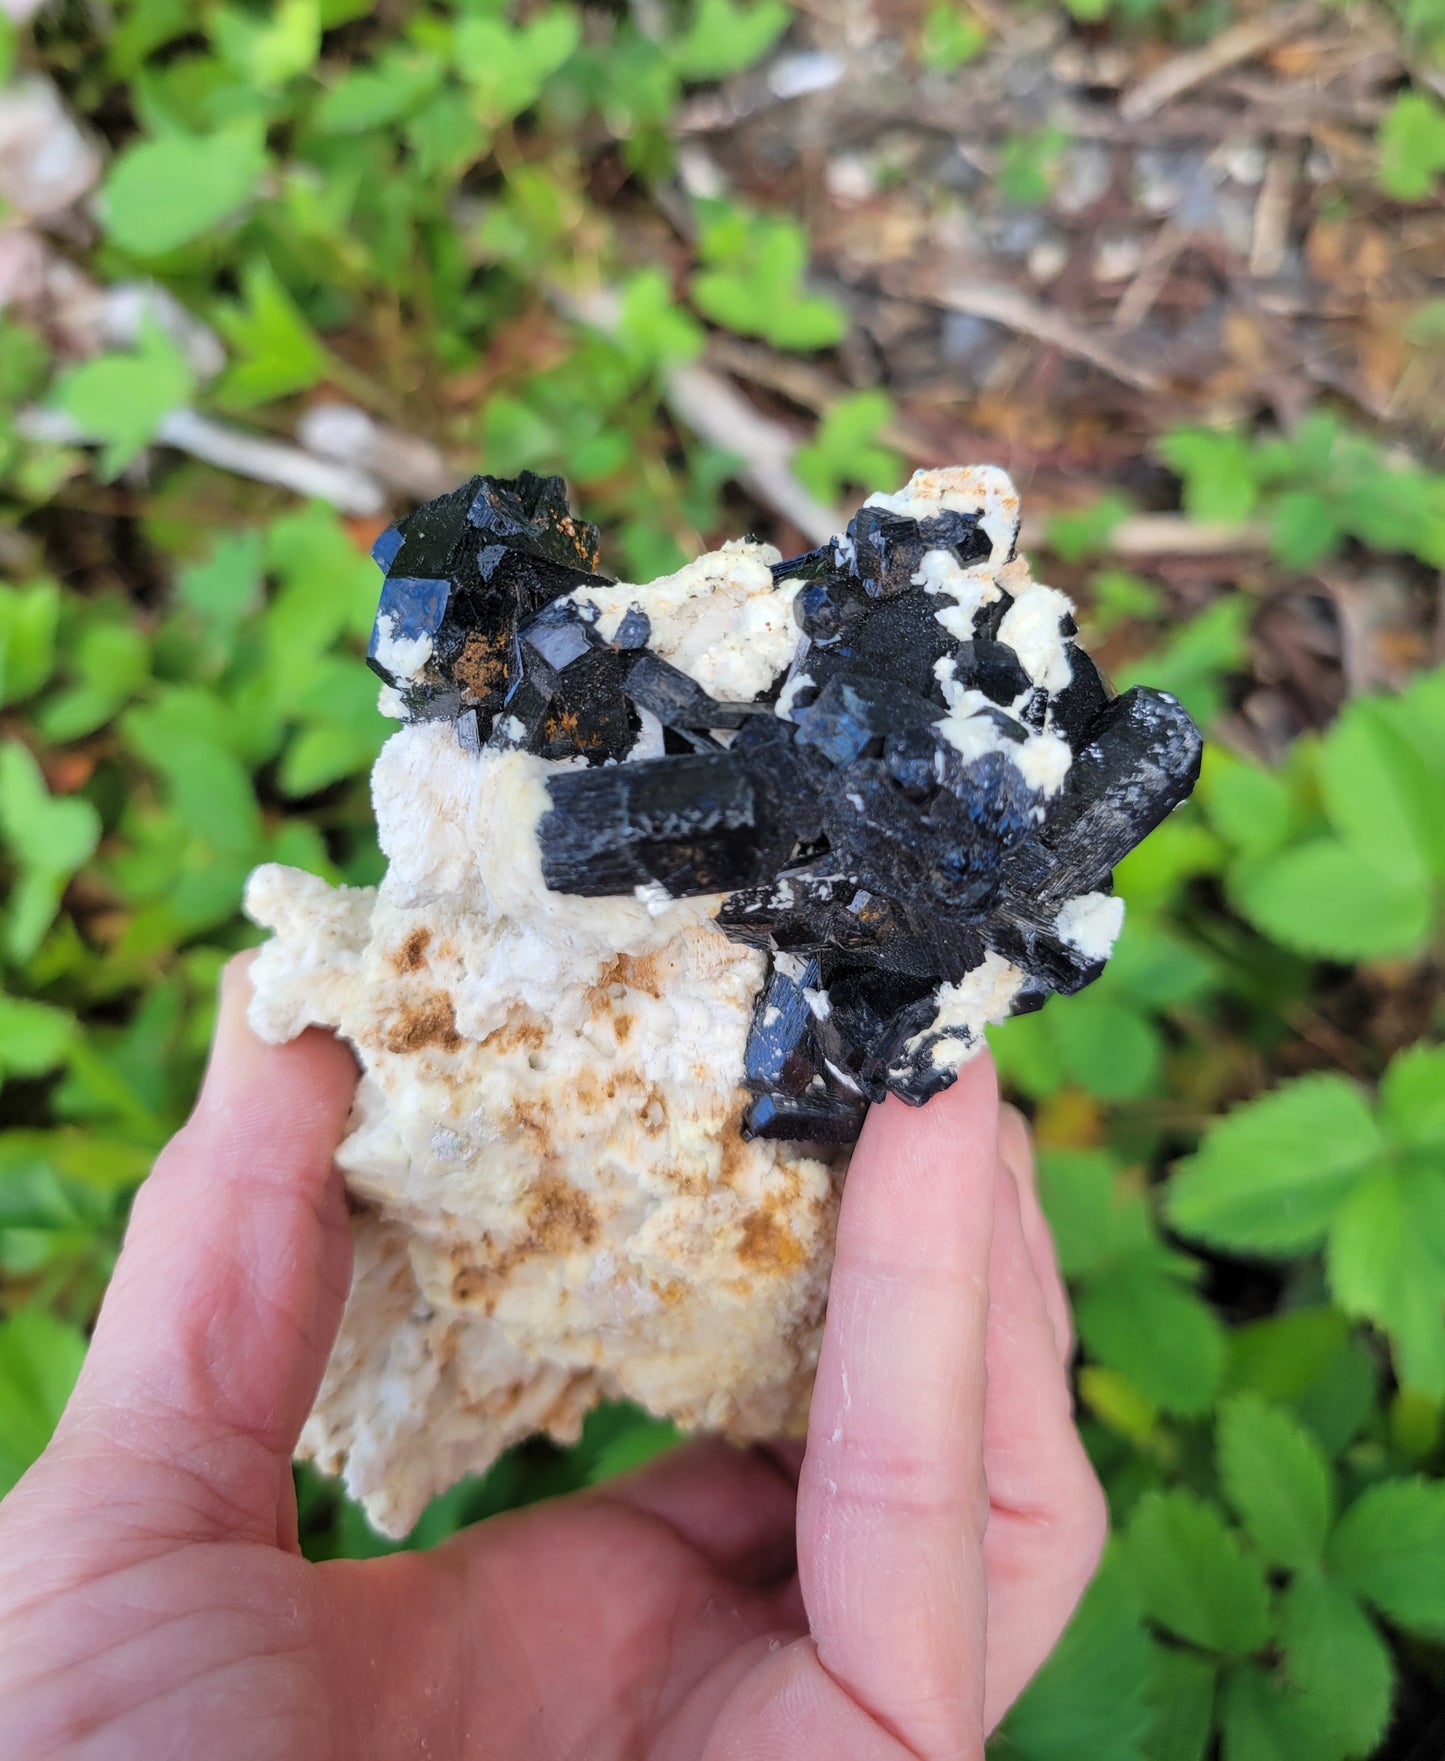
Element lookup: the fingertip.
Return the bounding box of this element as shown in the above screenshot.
[196,952,358,1140]
[855,1047,999,1172]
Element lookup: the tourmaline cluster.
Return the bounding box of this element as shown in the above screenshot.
[367,467,1203,1145]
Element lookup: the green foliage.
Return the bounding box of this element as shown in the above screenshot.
[920,4,989,70]
[0,743,102,963]
[1167,1047,1445,1396]
[1001,1554,1155,1760]
[101,127,268,256]
[793,390,900,504]
[693,201,849,350]
[1046,492,1133,564]
[214,259,331,407]
[1222,668,1445,960]
[1040,1148,1224,1418]
[51,322,195,477]
[998,126,1070,206]
[671,0,792,79]
[1161,412,1445,569]
[0,1311,87,1494]
[1218,1395,1334,1571]
[1378,90,1445,200]
[1327,1478,1445,1637]
[0,581,60,708]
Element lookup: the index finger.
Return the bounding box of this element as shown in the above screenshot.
[798,1052,998,1757]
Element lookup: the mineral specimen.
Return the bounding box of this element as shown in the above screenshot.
[247,465,1201,1533]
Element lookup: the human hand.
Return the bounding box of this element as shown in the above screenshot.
[0,956,1104,1760]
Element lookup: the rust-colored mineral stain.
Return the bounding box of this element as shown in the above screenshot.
[737,1207,807,1273]
[386,994,463,1054]
[482,1018,547,1055]
[528,1176,598,1251]
[594,952,664,999]
[452,628,511,697]
[452,1265,487,1303]
[392,927,432,973]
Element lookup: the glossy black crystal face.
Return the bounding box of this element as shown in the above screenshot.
[371,473,1204,1143]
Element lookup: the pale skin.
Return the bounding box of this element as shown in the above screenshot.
[0,957,1105,1760]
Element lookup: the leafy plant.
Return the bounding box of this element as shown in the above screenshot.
[1378,90,1445,201]
[919,3,989,70]
[793,389,900,504]
[1167,1045,1445,1396]
[692,200,849,350]
[1202,667,1445,961]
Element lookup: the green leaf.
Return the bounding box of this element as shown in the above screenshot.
[215,259,330,407]
[1231,837,1434,962]
[210,0,320,87]
[1217,1395,1333,1569]
[37,619,151,742]
[1160,428,1259,524]
[1087,568,1162,632]
[1380,1042,1445,1151]
[1078,1269,1224,1419]
[1002,1552,1154,1761]
[0,580,60,708]
[670,0,791,79]
[1318,697,1442,880]
[1047,492,1133,565]
[454,9,581,125]
[176,528,265,640]
[1269,491,1341,569]
[1037,1148,1154,1279]
[101,127,266,256]
[1114,596,1249,731]
[1051,995,1160,1099]
[278,719,382,797]
[1125,1490,1272,1656]
[0,996,76,1082]
[1327,1477,1445,1637]
[1142,1647,1216,1761]
[1378,90,1445,201]
[1225,1308,1376,1458]
[794,390,900,505]
[1278,1574,1394,1758]
[1165,1075,1382,1255]
[1327,1167,1445,1397]
[998,126,1070,206]
[585,1413,680,1481]
[0,1310,87,1493]
[920,3,988,70]
[616,267,704,372]
[692,204,847,352]
[1197,747,1298,860]
[0,743,102,960]
[1219,1663,1343,1761]
[312,55,443,134]
[52,320,195,477]
[123,702,262,852]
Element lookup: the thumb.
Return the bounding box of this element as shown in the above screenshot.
[56,954,358,1547]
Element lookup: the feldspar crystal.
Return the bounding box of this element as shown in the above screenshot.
[247,466,1201,1533]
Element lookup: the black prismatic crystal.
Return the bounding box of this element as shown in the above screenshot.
[370,473,1204,1143]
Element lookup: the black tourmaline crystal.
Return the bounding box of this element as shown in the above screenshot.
[368,471,1204,1143]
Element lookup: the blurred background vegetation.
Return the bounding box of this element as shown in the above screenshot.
[1,0,1443,1755]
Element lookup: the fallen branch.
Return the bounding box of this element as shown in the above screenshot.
[1120,3,1320,121]
[904,275,1167,393]
[19,405,387,513]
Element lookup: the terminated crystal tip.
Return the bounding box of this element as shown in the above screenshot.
[367,464,1203,1139]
